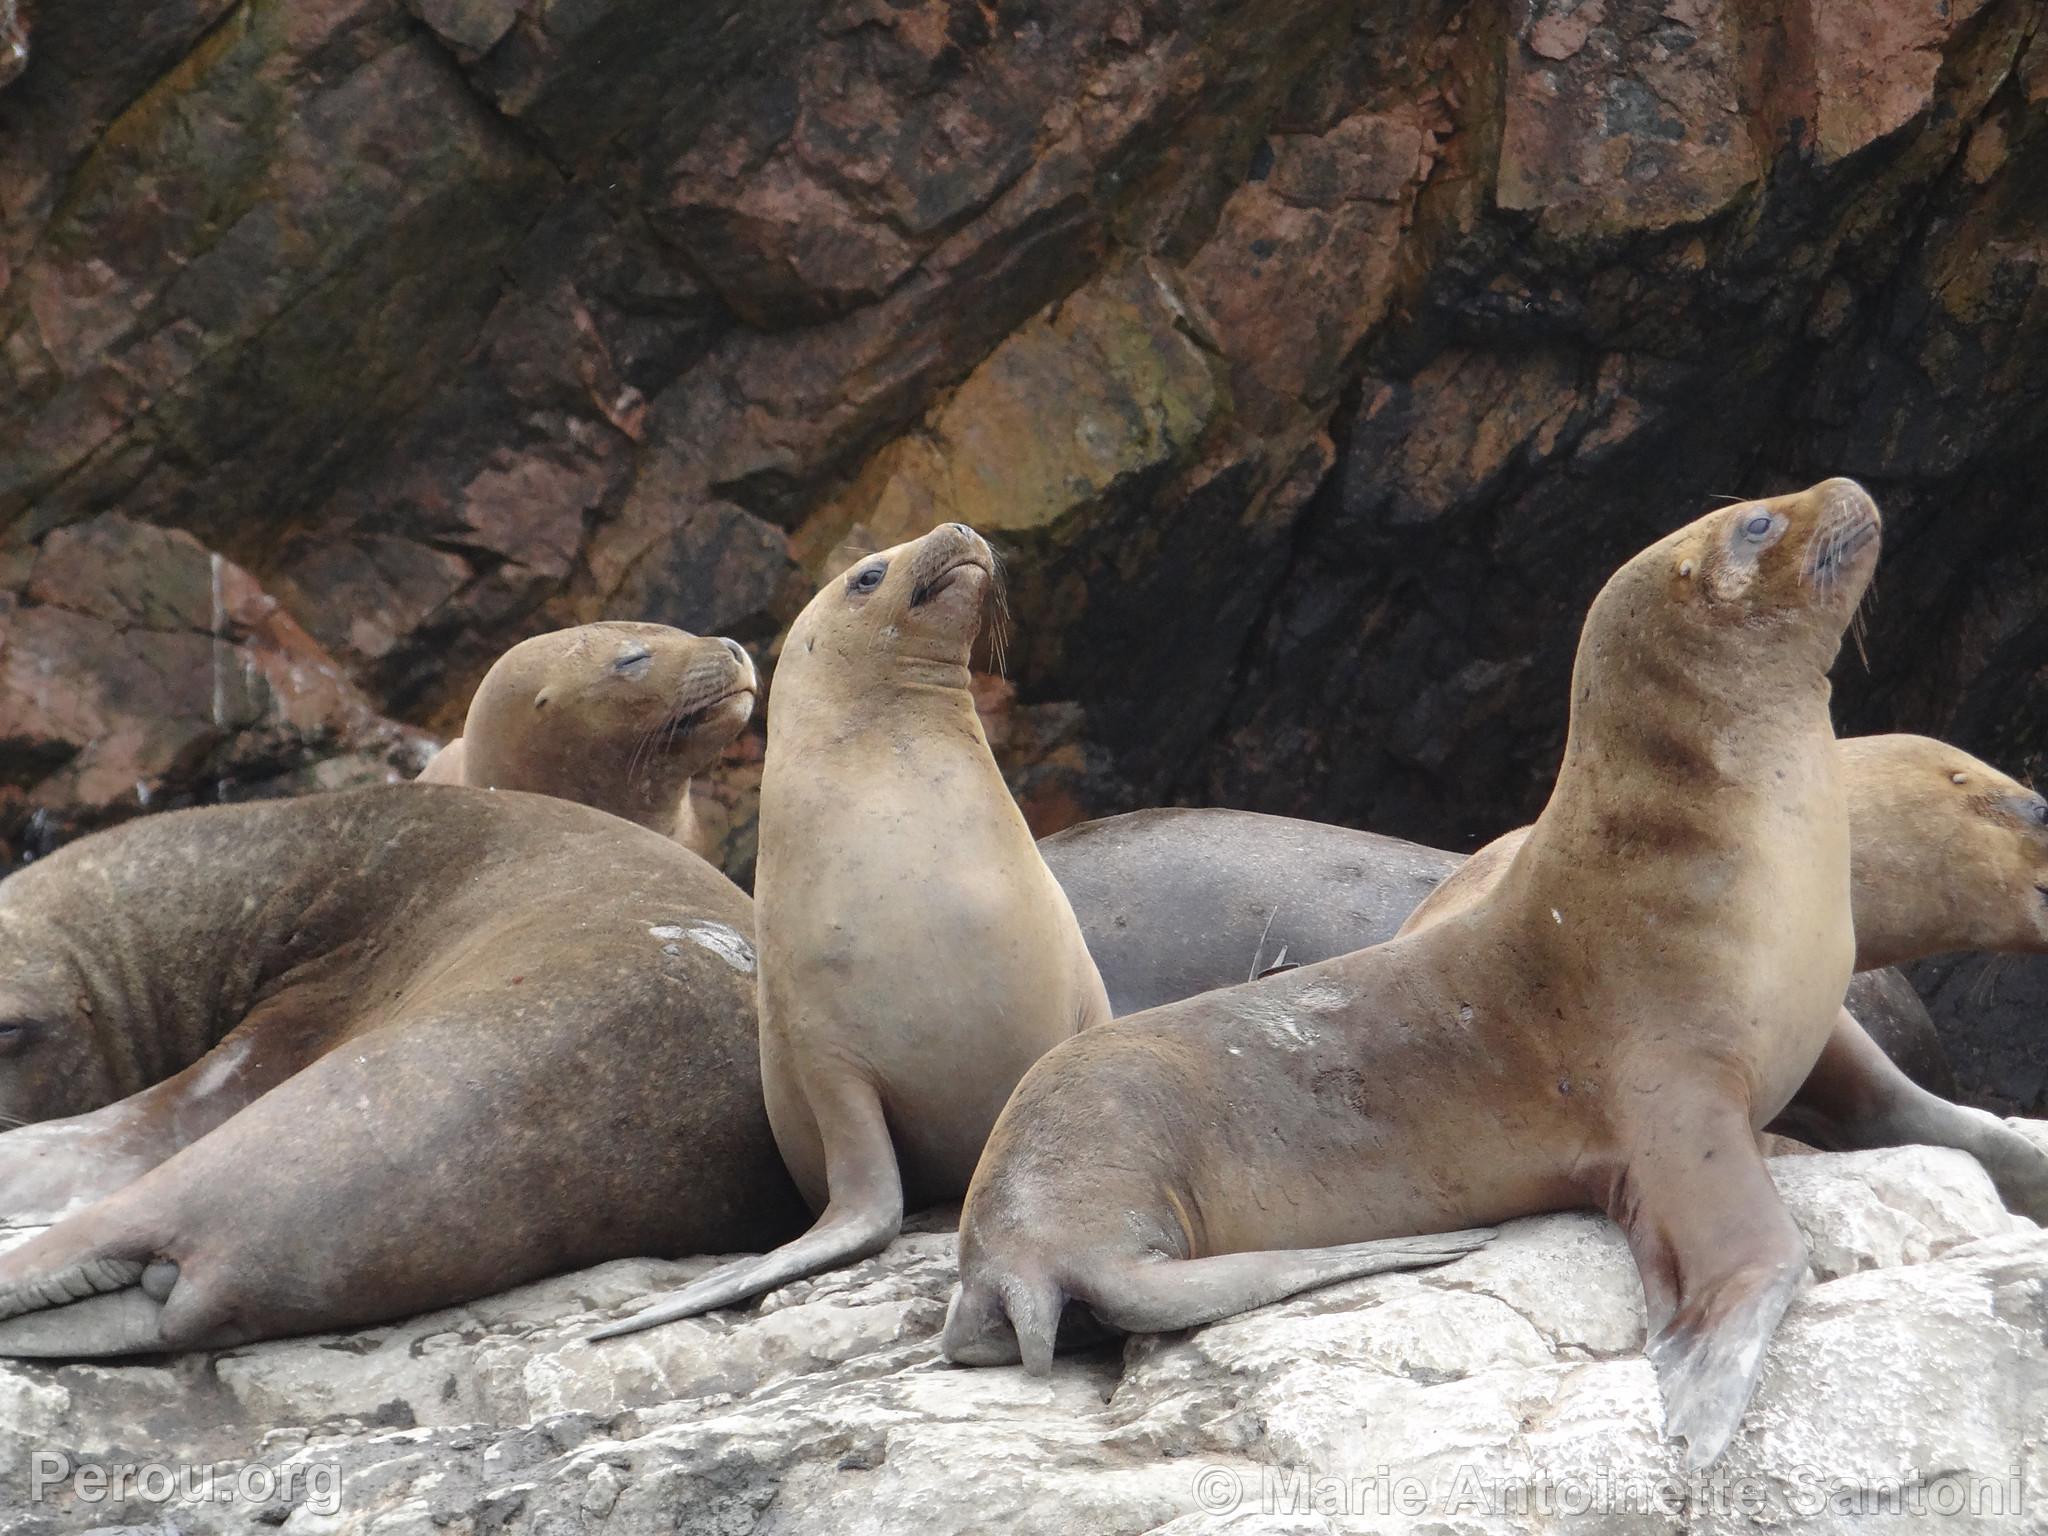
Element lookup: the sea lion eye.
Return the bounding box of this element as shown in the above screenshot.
[849,563,887,595]
[1743,513,1774,541]
[614,647,653,676]
[0,1019,37,1055]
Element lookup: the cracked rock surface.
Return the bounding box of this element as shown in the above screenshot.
[1,1145,2042,1533]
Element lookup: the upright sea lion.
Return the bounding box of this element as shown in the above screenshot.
[1040,730,2048,1168]
[948,480,1883,1466]
[417,622,756,860]
[0,787,805,1355]
[590,524,1118,1341]
[1393,733,2048,1213]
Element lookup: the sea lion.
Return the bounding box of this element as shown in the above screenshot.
[417,622,757,860]
[589,523,1119,1341]
[0,787,806,1355]
[1393,733,2048,1214]
[1039,810,1457,1016]
[947,479,1882,1467]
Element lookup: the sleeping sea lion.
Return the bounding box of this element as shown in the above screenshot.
[0,787,805,1354]
[417,622,756,860]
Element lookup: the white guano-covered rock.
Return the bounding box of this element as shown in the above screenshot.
[0,1146,2041,1534]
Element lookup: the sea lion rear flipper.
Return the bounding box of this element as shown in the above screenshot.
[1770,1005,2048,1221]
[0,1213,188,1359]
[1043,1230,1496,1363]
[0,1285,172,1357]
[1608,1106,1809,1467]
[589,1074,905,1342]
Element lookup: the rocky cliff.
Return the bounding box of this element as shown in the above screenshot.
[4,9,2048,1018]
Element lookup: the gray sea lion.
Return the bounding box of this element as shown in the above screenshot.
[417,621,756,860]
[0,787,805,1355]
[947,479,1882,1467]
[590,524,1120,1341]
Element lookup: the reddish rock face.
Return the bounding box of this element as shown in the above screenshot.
[0,517,429,862]
[2,1,2047,958]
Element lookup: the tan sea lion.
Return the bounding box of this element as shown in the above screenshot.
[589,523,1118,1340]
[0,787,806,1355]
[1394,733,2048,1214]
[1404,734,2048,956]
[417,622,756,860]
[946,479,1883,1467]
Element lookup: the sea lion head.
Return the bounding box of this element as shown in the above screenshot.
[1843,734,2048,965]
[783,522,997,680]
[0,915,108,1127]
[1658,476,1882,643]
[462,622,757,798]
[1575,479,1882,735]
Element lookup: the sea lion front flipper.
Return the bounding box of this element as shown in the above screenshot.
[1608,1102,1809,1467]
[1770,1006,2048,1221]
[589,1074,904,1342]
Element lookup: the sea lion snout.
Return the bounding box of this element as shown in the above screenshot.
[1795,477,1882,599]
[668,637,757,728]
[907,523,997,609]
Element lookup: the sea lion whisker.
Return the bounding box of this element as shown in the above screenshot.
[1248,904,1282,982]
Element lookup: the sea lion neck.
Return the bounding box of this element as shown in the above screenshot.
[0,826,318,1105]
[766,642,982,755]
[0,795,485,1110]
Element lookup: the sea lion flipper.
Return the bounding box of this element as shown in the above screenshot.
[1060,1230,1496,1340]
[0,1285,171,1357]
[0,1221,176,1358]
[1771,1006,2048,1222]
[589,1075,904,1342]
[1610,1112,1809,1467]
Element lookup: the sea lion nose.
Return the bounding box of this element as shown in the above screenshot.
[719,637,748,665]
[940,521,992,557]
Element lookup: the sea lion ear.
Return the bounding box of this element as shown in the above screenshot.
[533,688,553,711]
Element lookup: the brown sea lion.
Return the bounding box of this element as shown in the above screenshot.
[0,787,805,1355]
[1394,733,2048,1215]
[417,622,756,860]
[947,479,1882,1467]
[590,524,1120,1341]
